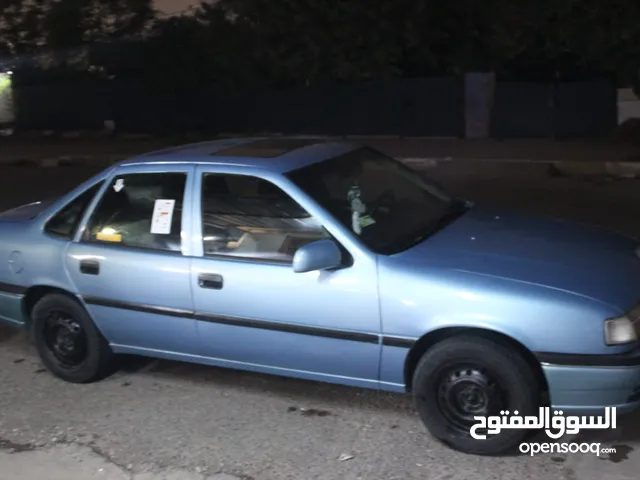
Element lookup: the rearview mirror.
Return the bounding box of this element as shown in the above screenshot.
[292,239,342,273]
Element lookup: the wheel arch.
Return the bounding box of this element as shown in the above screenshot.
[22,284,117,383]
[403,327,549,396]
[22,285,82,328]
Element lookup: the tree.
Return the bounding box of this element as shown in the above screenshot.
[0,0,154,57]
[0,0,50,56]
[472,0,640,82]
[44,0,154,49]
[216,0,408,86]
[4,0,640,88]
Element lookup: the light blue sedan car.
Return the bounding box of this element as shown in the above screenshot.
[1,137,639,454]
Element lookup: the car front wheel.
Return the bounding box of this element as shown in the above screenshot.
[412,335,540,455]
[31,293,117,383]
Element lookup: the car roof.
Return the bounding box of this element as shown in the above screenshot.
[121,136,362,173]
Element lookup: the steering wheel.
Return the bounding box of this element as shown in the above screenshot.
[369,190,396,217]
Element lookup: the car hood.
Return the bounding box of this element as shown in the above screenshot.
[0,198,56,222]
[399,205,640,313]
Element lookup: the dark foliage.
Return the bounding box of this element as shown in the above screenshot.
[1,0,638,89]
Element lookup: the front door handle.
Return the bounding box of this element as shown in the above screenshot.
[80,260,100,275]
[198,273,223,290]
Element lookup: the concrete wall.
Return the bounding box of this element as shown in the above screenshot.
[618,88,640,124]
[0,73,15,125]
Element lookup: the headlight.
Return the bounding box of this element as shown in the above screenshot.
[605,315,638,345]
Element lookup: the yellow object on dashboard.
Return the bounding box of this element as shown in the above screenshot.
[96,232,122,242]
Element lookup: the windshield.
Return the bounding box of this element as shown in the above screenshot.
[287,147,467,255]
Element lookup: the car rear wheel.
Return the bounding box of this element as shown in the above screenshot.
[412,335,539,455]
[31,293,117,383]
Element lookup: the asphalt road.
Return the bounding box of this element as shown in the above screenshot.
[0,163,639,480]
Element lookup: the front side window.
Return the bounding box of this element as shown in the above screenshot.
[45,181,105,239]
[83,172,187,252]
[201,173,328,262]
[287,147,464,255]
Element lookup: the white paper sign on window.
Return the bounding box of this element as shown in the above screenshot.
[150,199,175,235]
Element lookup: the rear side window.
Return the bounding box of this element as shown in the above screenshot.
[83,172,187,253]
[44,181,105,239]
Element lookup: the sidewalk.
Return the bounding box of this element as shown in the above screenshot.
[361,137,640,163]
[1,135,639,177]
[2,135,640,161]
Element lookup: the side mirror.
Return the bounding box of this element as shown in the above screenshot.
[292,239,343,273]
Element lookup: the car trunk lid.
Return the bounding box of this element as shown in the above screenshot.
[0,199,56,222]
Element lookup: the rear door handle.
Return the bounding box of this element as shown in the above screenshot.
[80,260,100,275]
[198,273,223,290]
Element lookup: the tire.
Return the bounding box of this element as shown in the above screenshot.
[412,335,539,455]
[31,293,117,383]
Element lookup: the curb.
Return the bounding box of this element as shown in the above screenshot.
[549,160,640,179]
[403,157,639,179]
[4,155,119,168]
[0,155,493,169]
[606,161,640,178]
[1,155,639,180]
[3,131,458,141]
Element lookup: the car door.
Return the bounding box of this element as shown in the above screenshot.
[65,164,199,356]
[189,166,382,387]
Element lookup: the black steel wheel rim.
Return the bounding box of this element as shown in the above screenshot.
[42,310,88,369]
[435,364,506,435]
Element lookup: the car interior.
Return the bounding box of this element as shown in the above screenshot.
[201,174,327,261]
[85,175,185,252]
